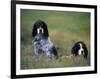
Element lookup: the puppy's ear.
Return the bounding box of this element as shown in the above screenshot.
[32,24,37,38]
[83,44,88,58]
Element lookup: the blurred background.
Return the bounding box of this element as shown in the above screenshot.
[21,9,90,69]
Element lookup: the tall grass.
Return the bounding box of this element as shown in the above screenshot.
[21,9,90,69]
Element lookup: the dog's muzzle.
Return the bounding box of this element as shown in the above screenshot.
[37,27,44,34]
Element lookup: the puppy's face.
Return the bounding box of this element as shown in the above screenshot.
[72,41,88,58]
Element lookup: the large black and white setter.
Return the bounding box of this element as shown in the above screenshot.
[32,20,58,59]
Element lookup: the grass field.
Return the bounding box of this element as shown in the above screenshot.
[21,9,90,69]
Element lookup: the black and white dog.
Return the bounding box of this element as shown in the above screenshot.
[71,41,88,58]
[32,20,58,59]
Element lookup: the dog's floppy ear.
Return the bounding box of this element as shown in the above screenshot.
[32,23,37,38]
[42,21,49,37]
[83,43,88,58]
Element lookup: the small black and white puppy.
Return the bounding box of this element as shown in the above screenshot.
[71,41,88,58]
[32,20,58,59]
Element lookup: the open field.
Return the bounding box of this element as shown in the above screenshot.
[21,9,90,69]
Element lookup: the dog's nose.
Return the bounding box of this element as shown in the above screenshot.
[40,29,42,33]
[81,50,84,54]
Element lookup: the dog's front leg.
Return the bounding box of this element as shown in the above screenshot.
[33,46,40,59]
[46,51,53,59]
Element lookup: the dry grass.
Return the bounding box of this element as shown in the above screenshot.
[20,9,90,69]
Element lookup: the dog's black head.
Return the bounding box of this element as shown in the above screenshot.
[32,20,49,38]
[71,41,88,58]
